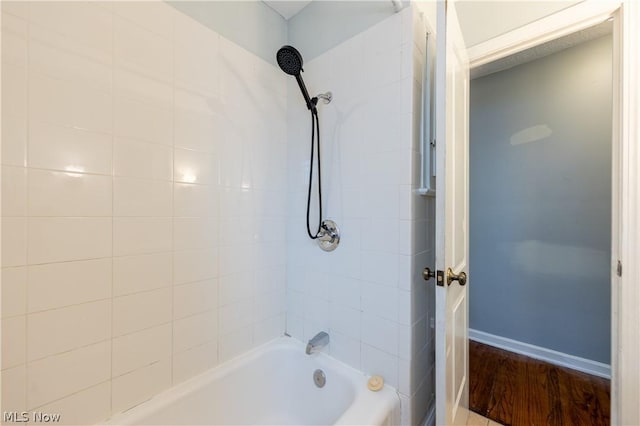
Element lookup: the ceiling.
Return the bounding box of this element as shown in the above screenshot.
[263,1,312,20]
[471,19,613,79]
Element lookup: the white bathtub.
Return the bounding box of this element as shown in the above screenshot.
[103,337,400,425]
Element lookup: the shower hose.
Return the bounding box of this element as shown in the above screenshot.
[306,108,322,240]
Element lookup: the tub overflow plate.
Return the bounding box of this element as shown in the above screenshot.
[313,369,326,388]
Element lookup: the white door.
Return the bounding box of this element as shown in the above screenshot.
[432,0,470,425]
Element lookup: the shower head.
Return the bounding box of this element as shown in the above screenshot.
[277,45,303,76]
[276,45,316,112]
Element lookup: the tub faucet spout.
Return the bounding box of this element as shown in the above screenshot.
[306,331,329,355]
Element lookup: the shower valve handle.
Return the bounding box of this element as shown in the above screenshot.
[317,220,340,252]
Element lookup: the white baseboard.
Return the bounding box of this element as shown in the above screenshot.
[469,329,611,379]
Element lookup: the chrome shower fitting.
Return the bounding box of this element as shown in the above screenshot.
[305,331,330,355]
[315,91,332,104]
[317,220,340,252]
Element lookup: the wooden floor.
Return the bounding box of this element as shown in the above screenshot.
[469,341,610,426]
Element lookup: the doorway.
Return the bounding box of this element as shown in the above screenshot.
[467,23,613,425]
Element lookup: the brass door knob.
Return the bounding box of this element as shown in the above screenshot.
[446,268,467,286]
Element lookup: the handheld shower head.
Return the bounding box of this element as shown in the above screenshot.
[277,48,335,247]
[276,45,316,112]
[276,45,303,76]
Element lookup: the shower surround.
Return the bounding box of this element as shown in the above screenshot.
[1,2,286,423]
[1,1,434,425]
[285,4,435,423]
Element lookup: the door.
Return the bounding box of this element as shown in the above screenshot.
[433,0,470,424]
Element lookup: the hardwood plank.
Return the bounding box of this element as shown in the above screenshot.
[509,353,530,426]
[469,341,486,411]
[545,366,564,425]
[470,341,502,416]
[485,352,517,425]
[587,374,611,426]
[558,367,595,426]
[468,342,610,426]
[522,359,553,426]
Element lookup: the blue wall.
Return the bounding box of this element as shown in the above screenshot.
[469,35,612,363]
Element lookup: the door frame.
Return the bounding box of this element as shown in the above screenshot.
[465,0,640,424]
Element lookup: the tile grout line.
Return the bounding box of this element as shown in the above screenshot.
[170,9,176,388]
[109,1,115,418]
[23,1,31,411]
[214,32,221,373]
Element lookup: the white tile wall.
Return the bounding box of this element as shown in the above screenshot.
[285,6,435,426]
[111,359,172,414]
[27,169,112,217]
[172,340,218,384]
[2,2,435,425]
[113,253,172,296]
[28,123,113,175]
[1,267,26,318]
[27,300,111,361]
[1,316,26,369]
[286,2,409,372]
[112,324,171,377]
[27,217,112,264]
[1,2,287,424]
[27,341,111,409]
[112,288,172,338]
[36,382,111,426]
[1,365,27,414]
